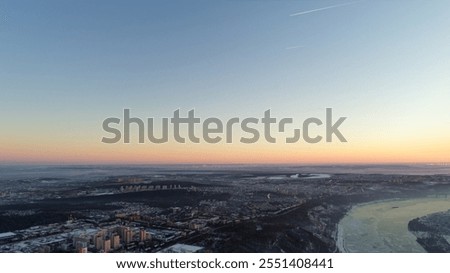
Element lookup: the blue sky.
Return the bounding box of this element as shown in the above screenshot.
[1,0,449,163]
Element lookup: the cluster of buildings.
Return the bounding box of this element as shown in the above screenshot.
[0,220,155,253]
[73,226,151,253]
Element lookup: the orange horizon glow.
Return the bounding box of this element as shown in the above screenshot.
[1,139,449,165]
[4,106,450,164]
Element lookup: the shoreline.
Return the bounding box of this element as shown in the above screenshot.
[336,196,450,253]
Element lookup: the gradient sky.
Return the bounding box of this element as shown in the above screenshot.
[1,0,449,164]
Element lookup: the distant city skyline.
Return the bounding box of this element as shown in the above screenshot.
[1,0,449,164]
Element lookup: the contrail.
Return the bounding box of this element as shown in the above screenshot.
[285,45,305,50]
[290,1,362,17]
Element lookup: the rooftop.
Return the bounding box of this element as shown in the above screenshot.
[159,243,203,253]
